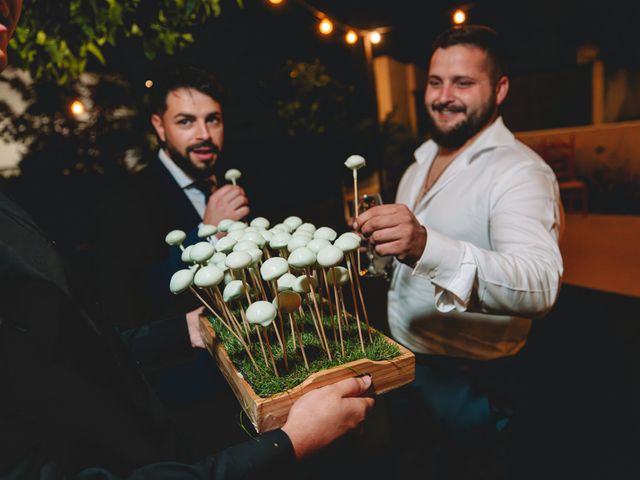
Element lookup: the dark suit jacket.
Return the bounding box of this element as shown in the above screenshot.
[0,190,293,479]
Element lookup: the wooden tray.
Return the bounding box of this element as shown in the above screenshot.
[200,317,415,433]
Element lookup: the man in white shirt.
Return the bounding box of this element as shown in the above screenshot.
[355,25,564,478]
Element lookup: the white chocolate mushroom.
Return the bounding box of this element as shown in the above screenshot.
[170,269,195,294]
[259,229,273,242]
[245,301,277,327]
[225,251,252,270]
[317,244,344,267]
[223,271,234,285]
[240,231,266,248]
[250,217,270,229]
[165,229,186,247]
[190,242,216,263]
[287,235,310,253]
[334,234,360,252]
[269,232,291,250]
[293,274,318,294]
[338,231,361,242]
[223,279,247,302]
[273,291,302,314]
[307,238,331,253]
[227,230,245,241]
[247,248,263,265]
[296,222,316,234]
[217,219,234,232]
[277,272,297,291]
[287,247,316,269]
[197,224,218,239]
[326,266,349,286]
[224,168,242,185]
[233,240,259,252]
[228,221,247,232]
[181,245,194,263]
[194,265,224,288]
[215,236,237,253]
[260,257,289,281]
[210,252,227,264]
[344,154,366,171]
[313,226,338,242]
[283,216,303,231]
[272,223,292,233]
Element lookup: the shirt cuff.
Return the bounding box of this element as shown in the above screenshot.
[412,229,477,312]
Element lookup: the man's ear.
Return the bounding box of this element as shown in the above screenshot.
[495,76,509,107]
[151,114,166,143]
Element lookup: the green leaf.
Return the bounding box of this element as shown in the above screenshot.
[87,42,106,64]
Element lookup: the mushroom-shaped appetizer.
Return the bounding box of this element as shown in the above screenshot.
[227,230,245,241]
[165,229,186,248]
[287,235,310,253]
[272,223,292,233]
[307,238,331,253]
[344,154,366,171]
[215,236,237,253]
[210,252,227,265]
[194,265,224,288]
[273,291,302,314]
[293,274,318,294]
[317,244,344,268]
[247,248,263,266]
[260,257,289,282]
[313,226,338,242]
[283,216,303,231]
[170,269,195,294]
[269,232,291,250]
[296,222,316,234]
[277,272,297,291]
[287,247,316,269]
[223,279,247,302]
[228,221,247,232]
[190,242,216,263]
[259,229,273,242]
[250,217,270,229]
[334,234,361,253]
[217,219,234,232]
[233,240,259,252]
[224,168,242,185]
[326,266,349,286]
[181,245,194,263]
[225,251,252,270]
[240,231,266,248]
[197,224,218,239]
[245,301,277,327]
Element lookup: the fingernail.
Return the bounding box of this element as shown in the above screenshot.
[353,222,358,230]
[361,375,372,389]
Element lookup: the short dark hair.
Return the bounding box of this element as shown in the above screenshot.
[432,25,507,83]
[150,64,225,115]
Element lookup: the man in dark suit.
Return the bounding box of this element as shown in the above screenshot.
[1,2,375,478]
[95,65,248,347]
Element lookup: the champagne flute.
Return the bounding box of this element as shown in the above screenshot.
[358,192,388,277]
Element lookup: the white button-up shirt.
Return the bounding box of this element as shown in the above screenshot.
[158,149,208,218]
[388,117,564,359]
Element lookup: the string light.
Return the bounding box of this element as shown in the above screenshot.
[70,100,85,116]
[144,79,153,88]
[318,18,333,35]
[267,0,284,5]
[369,31,382,44]
[345,30,358,45]
[452,9,467,25]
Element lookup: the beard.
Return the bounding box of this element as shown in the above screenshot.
[166,140,220,180]
[426,93,497,150]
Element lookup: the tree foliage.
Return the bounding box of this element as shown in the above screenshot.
[9,0,242,84]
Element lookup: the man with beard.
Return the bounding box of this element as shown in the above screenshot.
[2,3,376,478]
[354,25,564,478]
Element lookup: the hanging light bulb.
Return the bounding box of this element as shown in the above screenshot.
[268,0,284,5]
[144,79,153,88]
[369,31,382,44]
[345,30,358,45]
[452,9,467,25]
[70,100,85,116]
[318,18,333,35]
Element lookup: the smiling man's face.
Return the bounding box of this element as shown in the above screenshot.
[0,0,22,72]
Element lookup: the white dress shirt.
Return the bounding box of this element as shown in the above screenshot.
[158,149,208,219]
[387,117,564,360]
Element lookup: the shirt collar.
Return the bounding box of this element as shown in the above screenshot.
[414,116,515,166]
[157,149,194,189]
